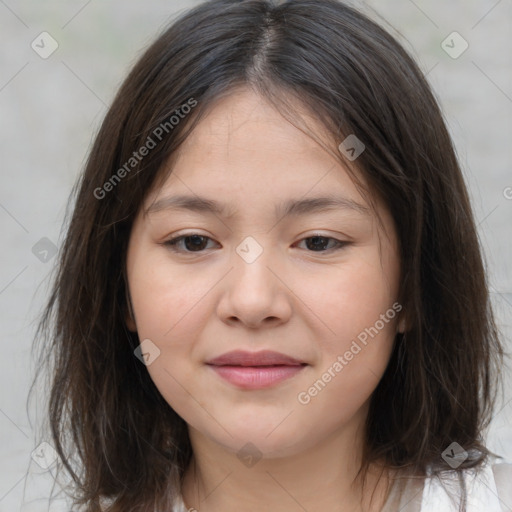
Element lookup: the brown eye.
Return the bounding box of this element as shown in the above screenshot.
[164,234,217,253]
[297,236,348,252]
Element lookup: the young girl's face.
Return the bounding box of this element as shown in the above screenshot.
[126,88,403,458]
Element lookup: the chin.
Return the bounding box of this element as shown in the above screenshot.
[194,414,314,460]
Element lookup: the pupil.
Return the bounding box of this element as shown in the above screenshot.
[308,236,328,251]
[185,235,207,251]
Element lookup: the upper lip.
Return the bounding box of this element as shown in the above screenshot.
[206,350,306,367]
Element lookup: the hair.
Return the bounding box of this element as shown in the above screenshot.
[32,0,504,511]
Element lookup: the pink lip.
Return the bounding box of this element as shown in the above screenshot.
[206,350,307,389]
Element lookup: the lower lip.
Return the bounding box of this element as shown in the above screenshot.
[209,364,306,389]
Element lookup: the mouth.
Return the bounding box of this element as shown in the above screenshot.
[206,350,308,390]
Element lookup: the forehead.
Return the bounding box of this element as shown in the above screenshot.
[147,88,372,212]
[177,87,336,161]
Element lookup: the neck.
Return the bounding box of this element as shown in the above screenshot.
[181,419,391,512]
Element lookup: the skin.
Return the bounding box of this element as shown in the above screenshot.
[126,87,405,511]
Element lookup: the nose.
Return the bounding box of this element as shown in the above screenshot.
[216,245,293,329]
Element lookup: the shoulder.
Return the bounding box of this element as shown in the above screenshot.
[490,461,512,511]
[421,458,512,512]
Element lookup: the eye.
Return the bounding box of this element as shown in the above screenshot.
[295,235,348,252]
[164,234,218,253]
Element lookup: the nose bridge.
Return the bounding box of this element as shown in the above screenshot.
[218,235,291,327]
[232,235,276,291]
[235,234,269,267]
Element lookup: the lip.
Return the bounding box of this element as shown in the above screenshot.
[207,350,305,367]
[206,350,307,390]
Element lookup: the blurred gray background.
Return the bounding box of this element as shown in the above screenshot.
[0,0,511,510]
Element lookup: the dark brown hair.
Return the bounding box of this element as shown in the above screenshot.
[33,0,504,510]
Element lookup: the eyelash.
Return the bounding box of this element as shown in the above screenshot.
[163,233,349,254]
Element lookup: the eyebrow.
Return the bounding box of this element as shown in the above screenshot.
[146,194,371,219]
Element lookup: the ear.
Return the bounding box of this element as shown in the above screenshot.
[397,310,408,334]
[124,280,137,332]
[126,308,137,332]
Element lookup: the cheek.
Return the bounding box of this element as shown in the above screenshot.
[127,251,214,400]
[300,251,399,344]
[128,259,216,424]
[296,310,397,435]
[128,250,216,341]
[294,253,399,410]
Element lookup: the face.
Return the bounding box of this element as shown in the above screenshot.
[126,88,403,459]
